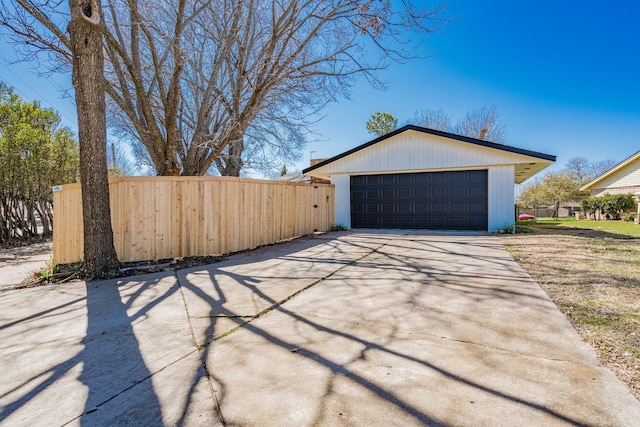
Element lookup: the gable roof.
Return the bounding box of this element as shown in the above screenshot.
[580,150,640,191]
[303,125,556,182]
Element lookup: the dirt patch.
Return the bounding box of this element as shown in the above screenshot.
[502,224,640,401]
[20,234,324,289]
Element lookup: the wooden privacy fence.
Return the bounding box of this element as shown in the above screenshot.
[53,176,334,264]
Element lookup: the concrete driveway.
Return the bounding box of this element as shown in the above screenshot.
[0,241,52,290]
[1,231,638,426]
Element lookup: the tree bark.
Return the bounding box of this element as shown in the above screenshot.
[216,130,244,177]
[68,0,119,278]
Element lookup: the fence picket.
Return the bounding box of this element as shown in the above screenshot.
[53,177,334,264]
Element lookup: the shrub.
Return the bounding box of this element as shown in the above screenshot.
[581,197,601,217]
[581,194,635,220]
[622,212,637,222]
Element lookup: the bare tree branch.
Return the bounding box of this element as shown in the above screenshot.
[2,0,447,176]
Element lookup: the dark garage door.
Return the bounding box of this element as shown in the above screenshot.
[350,170,488,230]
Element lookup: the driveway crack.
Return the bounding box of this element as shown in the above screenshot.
[198,236,394,348]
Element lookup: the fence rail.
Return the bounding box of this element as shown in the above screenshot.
[53,176,334,264]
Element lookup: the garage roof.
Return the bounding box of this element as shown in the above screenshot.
[303,125,556,184]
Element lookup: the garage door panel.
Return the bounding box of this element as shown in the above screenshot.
[352,176,368,186]
[469,185,486,197]
[351,189,366,200]
[449,218,467,228]
[366,204,380,213]
[351,217,366,227]
[415,202,430,214]
[451,186,467,197]
[397,217,413,227]
[450,202,467,213]
[351,170,487,230]
[381,175,396,185]
[432,173,449,183]
[414,174,430,184]
[450,173,468,184]
[397,188,412,198]
[366,189,380,198]
[432,202,448,213]
[382,203,395,213]
[468,218,487,229]
[415,188,430,198]
[432,187,447,198]
[468,170,487,181]
[469,202,486,213]
[398,174,412,184]
[430,217,448,228]
[398,203,413,213]
[382,188,395,198]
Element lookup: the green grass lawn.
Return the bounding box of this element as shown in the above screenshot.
[503,220,640,398]
[519,217,640,238]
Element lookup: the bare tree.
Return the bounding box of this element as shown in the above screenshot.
[453,105,506,143]
[406,105,506,143]
[407,108,451,132]
[589,159,617,179]
[1,0,446,176]
[564,156,617,185]
[68,0,119,277]
[563,157,591,184]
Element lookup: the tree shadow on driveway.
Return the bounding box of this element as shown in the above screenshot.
[177,233,603,426]
[0,273,188,425]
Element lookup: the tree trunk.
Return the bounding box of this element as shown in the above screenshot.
[217,131,244,177]
[68,0,119,278]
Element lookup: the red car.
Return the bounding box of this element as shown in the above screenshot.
[518,212,536,221]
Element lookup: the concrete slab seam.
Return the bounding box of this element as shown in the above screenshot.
[61,346,200,426]
[196,237,394,349]
[173,236,395,424]
[176,272,226,425]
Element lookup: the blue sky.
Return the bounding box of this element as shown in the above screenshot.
[299,1,640,175]
[1,1,638,180]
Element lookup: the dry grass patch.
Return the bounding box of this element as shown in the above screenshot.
[502,224,640,401]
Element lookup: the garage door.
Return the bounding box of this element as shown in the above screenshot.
[350,170,488,230]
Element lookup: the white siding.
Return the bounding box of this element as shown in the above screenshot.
[313,130,547,176]
[331,174,351,228]
[488,166,515,232]
[592,185,640,197]
[591,157,640,192]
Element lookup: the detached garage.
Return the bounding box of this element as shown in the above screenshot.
[303,125,555,232]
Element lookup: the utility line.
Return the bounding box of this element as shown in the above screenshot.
[0,61,77,126]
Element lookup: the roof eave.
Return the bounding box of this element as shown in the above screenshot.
[303,125,556,174]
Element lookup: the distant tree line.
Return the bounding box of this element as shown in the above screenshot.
[0,83,78,246]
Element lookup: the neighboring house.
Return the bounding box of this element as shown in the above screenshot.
[580,150,640,197]
[303,125,555,232]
